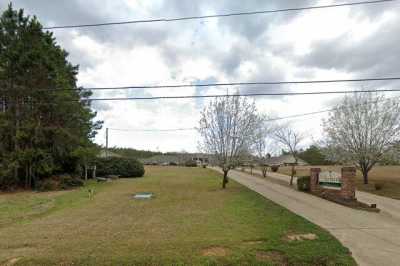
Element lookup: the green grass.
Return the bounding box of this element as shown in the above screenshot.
[0,181,107,228]
[277,165,400,199]
[0,166,355,265]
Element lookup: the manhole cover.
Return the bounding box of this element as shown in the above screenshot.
[133,192,154,199]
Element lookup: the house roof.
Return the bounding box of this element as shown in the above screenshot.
[140,153,213,164]
[264,155,308,166]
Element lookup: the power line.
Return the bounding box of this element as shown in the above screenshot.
[2,77,400,93]
[266,95,400,122]
[13,96,398,133]
[266,109,336,122]
[83,76,400,90]
[3,88,400,104]
[43,0,397,30]
[103,96,400,132]
[108,127,199,132]
[84,88,400,101]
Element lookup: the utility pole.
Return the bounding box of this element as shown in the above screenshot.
[105,128,109,158]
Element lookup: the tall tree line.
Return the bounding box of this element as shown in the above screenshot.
[0,5,102,189]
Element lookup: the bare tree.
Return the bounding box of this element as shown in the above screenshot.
[323,93,400,184]
[274,124,304,185]
[199,95,260,188]
[252,116,274,177]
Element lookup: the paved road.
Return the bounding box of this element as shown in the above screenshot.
[214,168,400,266]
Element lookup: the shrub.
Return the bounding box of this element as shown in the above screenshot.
[184,160,197,167]
[60,174,84,189]
[271,165,280,172]
[38,179,60,191]
[374,182,384,191]
[297,176,311,192]
[38,175,84,191]
[96,157,145,178]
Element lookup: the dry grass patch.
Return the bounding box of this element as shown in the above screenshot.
[243,240,265,245]
[201,246,230,257]
[285,233,318,242]
[256,250,287,265]
[3,257,22,266]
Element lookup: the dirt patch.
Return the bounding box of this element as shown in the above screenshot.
[4,257,22,266]
[256,250,287,265]
[243,240,265,245]
[201,246,230,257]
[286,233,318,242]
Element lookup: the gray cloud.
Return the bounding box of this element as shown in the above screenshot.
[4,0,400,151]
[7,0,312,89]
[297,14,400,89]
[91,101,111,112]
[215,0,317,41]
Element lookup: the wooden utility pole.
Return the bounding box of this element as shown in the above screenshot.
[105,128,109,158]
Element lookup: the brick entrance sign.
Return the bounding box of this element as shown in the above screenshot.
[310,167,356,200]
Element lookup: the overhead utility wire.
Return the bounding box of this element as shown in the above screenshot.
[43,0,397,29]
[82,77,400,90]
[3,77,400,93]
[103,96,400,132]
[83,88,400,101]
[108,127,200,132]
[17,96,396,132]
[4,89,400,104]
[266,95,400,122]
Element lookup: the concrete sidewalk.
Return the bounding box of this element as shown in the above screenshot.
[214,168,400,266]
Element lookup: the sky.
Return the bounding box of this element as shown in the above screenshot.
[3,0,400,153]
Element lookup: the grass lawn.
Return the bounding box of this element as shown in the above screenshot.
[0,166,355,265]
[277,165,400,200]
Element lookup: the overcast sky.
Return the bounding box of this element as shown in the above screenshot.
[4,0,400,153]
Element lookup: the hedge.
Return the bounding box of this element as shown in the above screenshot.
[184,160,197,167]
[96,157,145,178]
[297,176,311,192]
[271,165,280,172]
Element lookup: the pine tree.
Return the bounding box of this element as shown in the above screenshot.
[0,4,102,189]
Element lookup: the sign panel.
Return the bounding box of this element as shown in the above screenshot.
[319,171,341,190]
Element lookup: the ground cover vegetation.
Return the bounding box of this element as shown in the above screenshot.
[0,166,356,265]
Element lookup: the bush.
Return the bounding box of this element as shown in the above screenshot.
[184,160,197,167]
[271,165,280,172]
[297,176,311,192]
[38,174,84,191]
[60,174,84,189]
[96,157,145,178]
[38,179,60,191]
[374,182,384,191]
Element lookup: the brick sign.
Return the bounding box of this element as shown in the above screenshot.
[318,171,341,190]
[310,167,356,201]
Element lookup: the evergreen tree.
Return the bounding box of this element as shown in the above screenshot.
[0,4,102,189]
